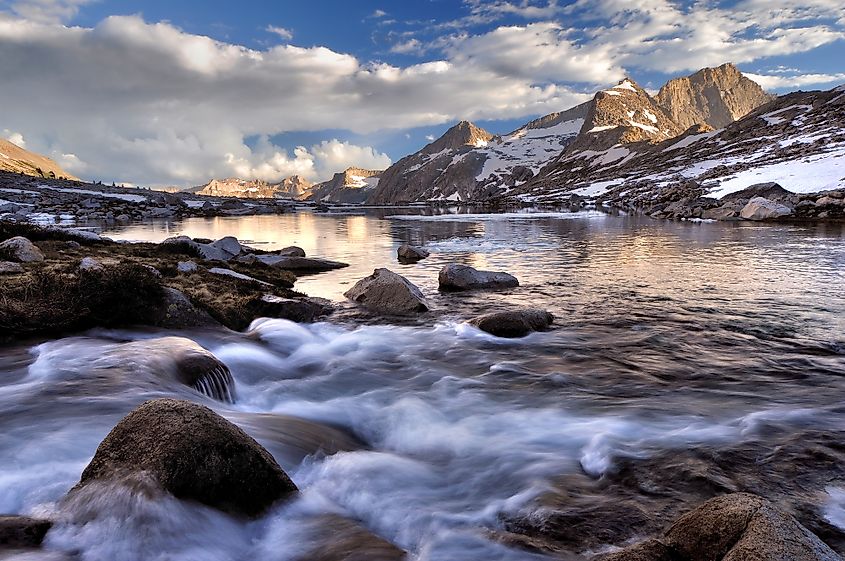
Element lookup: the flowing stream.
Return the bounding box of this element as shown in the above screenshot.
[2,208,845,560]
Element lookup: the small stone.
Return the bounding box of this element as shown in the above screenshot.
[177,260,198,273]
[0,261,24,274]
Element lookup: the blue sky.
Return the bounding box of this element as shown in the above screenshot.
[1,0,844,185]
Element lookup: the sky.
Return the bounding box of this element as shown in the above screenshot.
[1,0,844,187]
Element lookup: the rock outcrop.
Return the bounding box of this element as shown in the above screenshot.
[344,268,429,314]
[438,264,519,291]
[309,167,383,203]
[656,63,774,129]
[73,399,297,517]
[469,309,553,338]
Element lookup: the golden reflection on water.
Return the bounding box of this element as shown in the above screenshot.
[99,211,845,334]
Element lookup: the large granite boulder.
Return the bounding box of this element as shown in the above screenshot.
[344,268,429,315]
[468,309,554,338]
[264,255,349,272]
[0,236,44,262]
[740,197,793,221]
[72,399,297,517]
[438,263,519,291]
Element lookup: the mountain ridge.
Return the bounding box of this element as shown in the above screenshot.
[0,138,77,181]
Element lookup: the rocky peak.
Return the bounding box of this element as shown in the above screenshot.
[423,120,494,155]
[656,62,774,129]
[575,77,683,149]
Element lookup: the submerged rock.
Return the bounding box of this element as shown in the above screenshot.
[397,244,430,262]
[73,398,297,517]
[296,514,407,561]
[469,309,554,338]
[0,515,52,548]
[0,236,44,262]
[258,294,334,323]
[344,268,429,315]
[438,263,519,291]
[740,197,793,221]
[265,255,349,272]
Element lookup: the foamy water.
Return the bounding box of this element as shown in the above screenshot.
[2,209,845,559]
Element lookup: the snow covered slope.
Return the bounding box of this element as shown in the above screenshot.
[518,85,845,207]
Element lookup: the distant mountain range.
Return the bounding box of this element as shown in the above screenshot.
[190,175,313,199]
[0,138,77,180]
[368,63,779,204]
[5,62,842,209]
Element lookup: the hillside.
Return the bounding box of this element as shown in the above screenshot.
[194,175,313,199]
[0,138,77,180]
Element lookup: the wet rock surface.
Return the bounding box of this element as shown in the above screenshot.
[0,516,52,548]
[438,263,519,291]
[344,268,429,315]
[468,308,554,337]
[397,244,430,262]
[73,398,297,517]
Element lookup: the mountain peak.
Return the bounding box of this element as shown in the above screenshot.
[424,120,494,154]
[656,63,774,129]
[0,137,77,180]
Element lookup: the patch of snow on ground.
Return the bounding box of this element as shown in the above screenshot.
[761,115,785,125]
[709,148,845,198]
[386,210,606,222]
[663,130,720,152]
[0,198,34,206]
[588,125,617,133]
[602,90,621,96]
[571,180,622,197]
[613,79,637,92]
[0,187,40,195]
[41,186,147,203]
[591,146,630,166]
[628,121,659,134]
[183,200,208,208]
[643,109,658,123]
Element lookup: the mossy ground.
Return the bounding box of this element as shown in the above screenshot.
[0,225,301,339]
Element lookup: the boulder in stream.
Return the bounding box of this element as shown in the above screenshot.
[72,398,297,517]
[397,244,429,263]
[0,515,52,548]
[438,263,519,291]
[468,309,554,338]
[344,268,429,315]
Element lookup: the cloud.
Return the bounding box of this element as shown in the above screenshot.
[745,72,845,89]
[3,0,91,23]
[266,25,293,41]
[0,14,588,185]
[3,129,26,147]
[1,1,843,186]
[371,9,387,18]
[390,38,423,55]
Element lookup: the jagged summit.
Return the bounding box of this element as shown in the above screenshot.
[656,62,774,129]
[572,76,683,150]
[194,175,313,199]
[0,137,77,180]
[423,120,494,154]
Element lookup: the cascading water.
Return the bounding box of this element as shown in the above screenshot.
[1,209,844,560]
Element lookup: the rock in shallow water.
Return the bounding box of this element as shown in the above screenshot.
[438,263,519,291]
[468,309,554,338]
[596,493,841,561]
[72,398,297,518]
[740,197,793,221]
[397,244,429,262]
[0,515,52,548]
[344,268,429,315]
